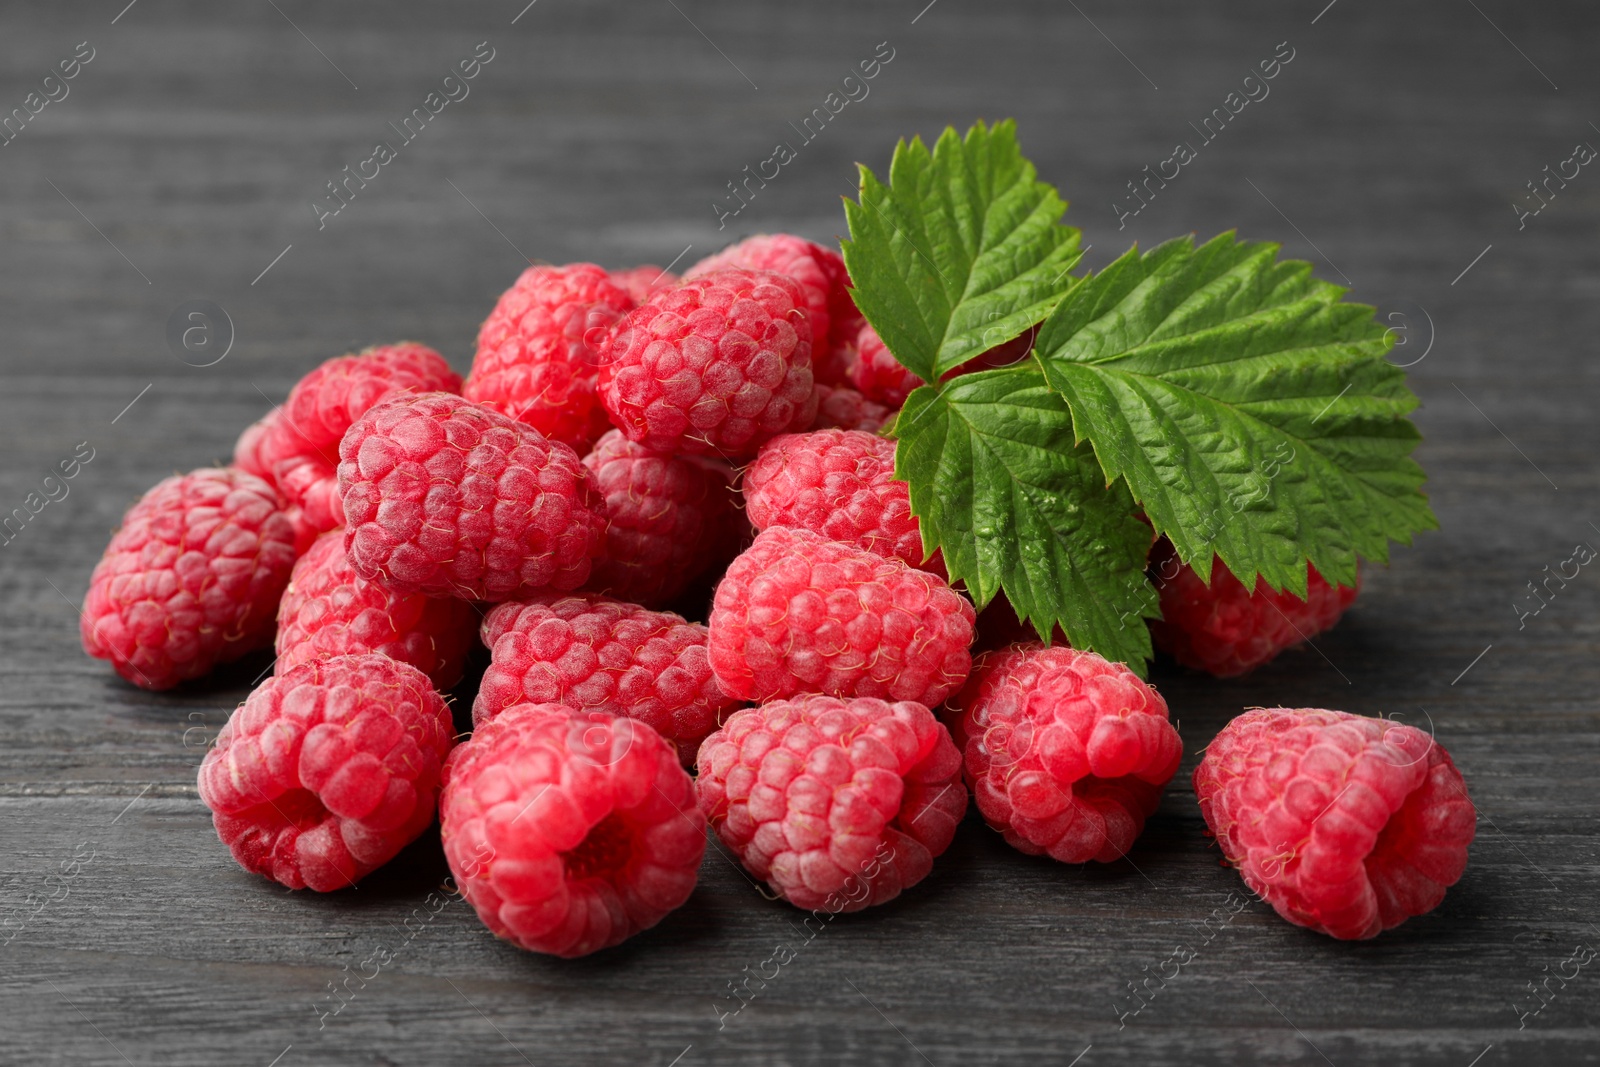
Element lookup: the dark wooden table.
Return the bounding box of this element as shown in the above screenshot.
[4,1,1597,1063]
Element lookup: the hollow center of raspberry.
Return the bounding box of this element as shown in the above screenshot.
[265,788,328,829]
[560,812,635,882]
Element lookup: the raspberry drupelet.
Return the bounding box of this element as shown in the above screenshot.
[1149,539,1360,677]
[275,530,478,689]
[338,392,605,602]
[944,643,1182,863]
[743,428,941,575]
[708,526,974,706]
[440,703,706,957]
[581,429,741,609]
[696,695,967,911]
[473,592,740,766]
[197,654,456,891]
[261,343,461,534]
[1194,707,1476,939]
[463,263,635,453]
[597,268,818,458]
[81,467,298,690]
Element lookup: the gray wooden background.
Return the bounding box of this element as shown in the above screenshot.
[2,1,1596,1064]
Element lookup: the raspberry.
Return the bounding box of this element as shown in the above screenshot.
[850,323,921,408]
[810,383,895,434]
[473,592,740,766]
[849,323,1037,409]
[233,409,282,483]
[743,429,941,575]
[581,429,741,608]
[1149,540,1360,677]
[1193,707,1476,939]
[197,654,456,892]
[695,695,967,911]
[463,264,634,453]
[264,343,461,534]
[276,531,479,689]
[708,526,975,706]
[81,468,298,690]
[944,643,1182,863]
[234,410,318,554]
[609,265,677,305]
[339,392,604,602]
[440,703,706,957]
[597,269,817,458]
[685,233,860,385]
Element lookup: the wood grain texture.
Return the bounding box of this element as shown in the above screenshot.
[2,0,1598,1064]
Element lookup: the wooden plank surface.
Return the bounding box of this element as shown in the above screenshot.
[2,1,1598,1063]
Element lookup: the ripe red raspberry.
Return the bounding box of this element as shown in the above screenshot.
[709,527,975,706]
[339,393,604,602]
[1149,540,1360,677]
[263,343,461,534]
[609,265,677,305]
[234,410,318,554]
[686,233,860,385]
[744,429,941,575]
[850,322,921,408]
[276,531,478,689]
[944,643,1182,863]
[696,695,967,911]
[1194,707,1476,939]
[464,264,635,453]
[581,429,741,608]
[440,703,706,957]
[81,468,297,690]
[849,323,1037,409]
[233,409,282,483]
[197,654,456,892]
[810,383,895,434]
[473,592,740,766]
[597,269,818,458]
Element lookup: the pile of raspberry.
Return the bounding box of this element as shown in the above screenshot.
[81,234,1473,955]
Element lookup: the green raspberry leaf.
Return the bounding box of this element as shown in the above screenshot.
[1033,231,1437,596]
[842,119,1084,383]
[893,363,1158,674]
